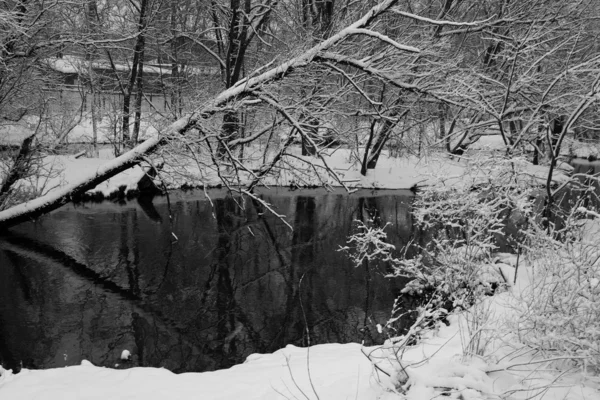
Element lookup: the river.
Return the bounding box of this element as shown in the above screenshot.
[0,189,416,373]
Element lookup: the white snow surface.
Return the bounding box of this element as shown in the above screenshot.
[8,148,567,201]
[120,350,131,361]
[0,122,34,145]
[0,343,383,400]
[44,55,176,76]
[27,155,148,198]
[43,55,212,76]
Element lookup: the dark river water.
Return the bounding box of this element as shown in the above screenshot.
[572,158,600,190]
[0,189,416,373]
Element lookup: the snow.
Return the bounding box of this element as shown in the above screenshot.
[0,122,34,146]
[5,147,567,203]
[44,55,176,76]
[467,134,507,150]
[42,55,215,77]
[24,155,148,198]
[562,137,600,159]
[0,344,386,400]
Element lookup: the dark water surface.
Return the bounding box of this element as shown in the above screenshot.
[571,158,600,190]
[0,189,415,373]
[560,159,600,212]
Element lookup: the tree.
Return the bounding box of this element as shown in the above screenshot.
[0,0,68,208]
[2,0,600,230]
[0,0,419,227]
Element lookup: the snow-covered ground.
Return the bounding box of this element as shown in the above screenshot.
[14,155,148,199]
[6,144,570,201]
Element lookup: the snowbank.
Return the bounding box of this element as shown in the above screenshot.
[364,251,600,400]
[15,155,148,199]
[0,343,388,400]
[0,122,34,146]
[154,148,568,193]
[5,146,569,204]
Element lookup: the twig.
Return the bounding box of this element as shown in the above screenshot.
[298,273,321,400]
[486,356,588,374]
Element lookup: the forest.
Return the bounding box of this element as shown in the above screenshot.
[1,1,600,399]
[0,0,599,224]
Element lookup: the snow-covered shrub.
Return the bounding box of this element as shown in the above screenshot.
[513,217,600,373]
[342,155,536,344]
[407,156,533,316]
[340,220,443,340]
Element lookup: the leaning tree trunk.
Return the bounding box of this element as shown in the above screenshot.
[0,135,164,229]
[0,0,413,229]
[366,118,395,170]
[362,109,407,174]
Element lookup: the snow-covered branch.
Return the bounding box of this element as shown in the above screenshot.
[346,28,420,53]
[391,9,493,27]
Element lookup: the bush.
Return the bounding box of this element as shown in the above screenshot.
[513,218,600,373]
[342,154,535,339]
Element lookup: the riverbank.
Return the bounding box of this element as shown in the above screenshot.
[12,146,571,203]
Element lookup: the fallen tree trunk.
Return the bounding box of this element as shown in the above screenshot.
[0,0,414,230]
[0,134,166,229]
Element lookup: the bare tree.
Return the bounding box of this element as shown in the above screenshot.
[0,0,421,227]
[2,0,600,230]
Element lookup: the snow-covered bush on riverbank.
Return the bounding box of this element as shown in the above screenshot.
[511,219,600,374]
[340,154,600,398]
[342,155,534,335]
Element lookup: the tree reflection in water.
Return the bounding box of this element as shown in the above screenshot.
[0,189,415,373]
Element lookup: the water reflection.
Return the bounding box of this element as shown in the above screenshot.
[0,189,414,373]
[571,159,600,210]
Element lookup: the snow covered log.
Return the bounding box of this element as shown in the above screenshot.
[0,0,408,230]
[0,135,163,229]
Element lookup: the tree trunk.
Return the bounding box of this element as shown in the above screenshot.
[0,134,36,206]
[364,108,407,172]
[532,124,544,165]
[301,116,318,156]
[170,0,181,119]
[298,0,335,157]
[217,0,252,157]
[122,0,149,149]
[88,59,99,156]
[0,135,164,229]
[218,111,240,158]
[132,55,145,145]
[366,119,394,170]
[360,119,377,176]
[86,0,99,156]
[0,0,406,228]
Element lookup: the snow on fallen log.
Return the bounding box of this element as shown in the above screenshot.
[0,136,161,229]
[0,0,409,229]
[0,116,196,229]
